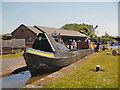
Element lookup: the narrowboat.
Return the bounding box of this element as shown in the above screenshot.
[23,26,97,76]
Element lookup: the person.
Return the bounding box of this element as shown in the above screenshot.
[96,41,101,52]
[59,38,64,44]
[72,40,77,48]
[88,39,94,49]
[77,40,81,42]
[112,50,117,56]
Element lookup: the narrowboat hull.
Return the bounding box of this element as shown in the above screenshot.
[24,48,94,76]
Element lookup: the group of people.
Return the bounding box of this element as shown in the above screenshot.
[59,37,103,51]
[59,38,77,49]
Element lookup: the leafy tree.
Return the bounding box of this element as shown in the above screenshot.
[116,36,120,38]
[101,32,110,38]
[61,23,96,38]
[105,32,109,38]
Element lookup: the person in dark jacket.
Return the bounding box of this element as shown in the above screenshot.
[96,41,101,52]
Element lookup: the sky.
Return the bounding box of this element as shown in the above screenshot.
[2,2,118,36]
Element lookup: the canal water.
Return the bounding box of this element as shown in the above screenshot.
[106,45,120,49]
[1,70,50,88]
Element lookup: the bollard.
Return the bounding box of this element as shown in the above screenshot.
[96,65,100,71]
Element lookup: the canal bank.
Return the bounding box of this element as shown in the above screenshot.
[0,57,26,77]
[24,49,118,88]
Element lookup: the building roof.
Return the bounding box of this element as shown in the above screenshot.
[35,26,88,37]
[11,24,41,35]
[1,39,25,48]
[26,26,41,35]
[12,24,89,37]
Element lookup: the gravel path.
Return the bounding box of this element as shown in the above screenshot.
[0,57,26,76]
[1,57,25,69]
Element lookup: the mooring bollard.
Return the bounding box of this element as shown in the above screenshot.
[96,65,100,71]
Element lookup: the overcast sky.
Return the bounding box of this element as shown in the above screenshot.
[2,2,118,36]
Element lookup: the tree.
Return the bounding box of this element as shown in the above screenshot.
[105,32,110,38]
[61,23,96,38]
[101,32,110,38]
[116,36,120,38]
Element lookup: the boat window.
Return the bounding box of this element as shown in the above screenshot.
[32,33,53,52]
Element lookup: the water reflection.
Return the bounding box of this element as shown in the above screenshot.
[106,45,120,49]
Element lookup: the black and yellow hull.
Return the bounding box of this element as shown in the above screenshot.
[24,48,94,76]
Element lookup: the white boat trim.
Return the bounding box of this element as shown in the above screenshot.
[44,33,56,52]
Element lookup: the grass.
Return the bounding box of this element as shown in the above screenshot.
[93,38,118,42]
[42,49,118,88]
[0,53,23,59]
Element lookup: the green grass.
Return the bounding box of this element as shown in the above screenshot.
[0,53,23,59]
[42,49,118,88]
[93,38,118,42]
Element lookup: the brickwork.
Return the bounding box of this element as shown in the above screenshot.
[12,25,37,47]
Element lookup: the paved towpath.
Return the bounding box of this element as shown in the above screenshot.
[1,57,25,68]
[0,57,26,77]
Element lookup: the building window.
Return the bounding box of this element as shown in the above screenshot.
[29,37,33,41]
[21,29,24,32]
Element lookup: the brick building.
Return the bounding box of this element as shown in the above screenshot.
[11,24,40,47]
[11,24,89,47]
